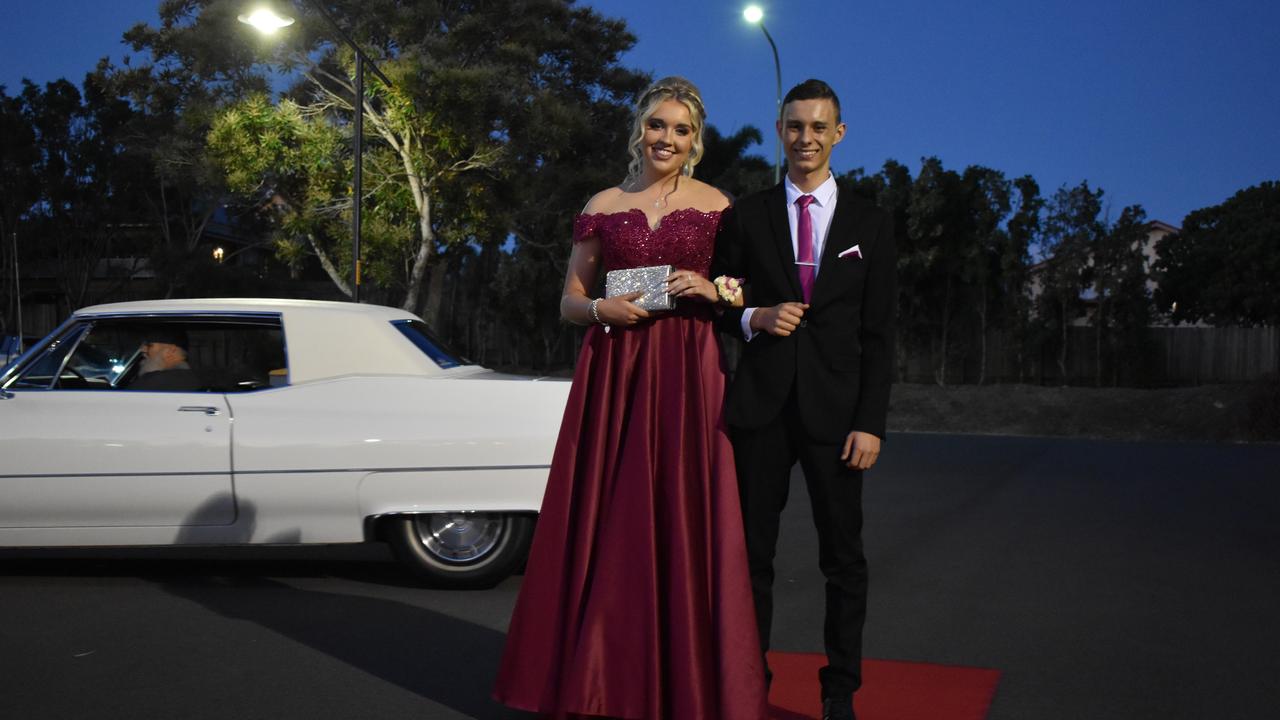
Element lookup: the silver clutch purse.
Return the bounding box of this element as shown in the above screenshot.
[605,264,674,311]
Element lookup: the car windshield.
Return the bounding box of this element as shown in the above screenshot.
[391,319,467,369]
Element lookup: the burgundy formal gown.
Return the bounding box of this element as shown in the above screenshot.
[494,208,768,720]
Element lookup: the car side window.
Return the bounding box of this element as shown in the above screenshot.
[7,324,91,389]
[63,323,147,389]
[181,321,287,392]
[6,316,286,393]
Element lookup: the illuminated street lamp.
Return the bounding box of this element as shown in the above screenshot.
[237,7,294,33]
[743,5,782,184]
[239,3,392,302]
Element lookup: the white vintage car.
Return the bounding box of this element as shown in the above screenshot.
[0,298,569,587]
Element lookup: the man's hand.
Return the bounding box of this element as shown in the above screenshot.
[841,430,881,470]
[750,302,808,336]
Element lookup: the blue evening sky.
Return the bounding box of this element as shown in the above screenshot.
[3,0,1277,226]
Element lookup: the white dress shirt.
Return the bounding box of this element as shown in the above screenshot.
[741,173,840,340]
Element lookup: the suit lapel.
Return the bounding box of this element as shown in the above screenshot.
[764,184,802,300]
[811,193,860,307]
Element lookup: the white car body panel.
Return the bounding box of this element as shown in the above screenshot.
[228,375,566,473]
[0,391,233,528]
[0,298,570,550]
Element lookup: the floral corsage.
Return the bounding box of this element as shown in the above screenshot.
[713,275,743,305]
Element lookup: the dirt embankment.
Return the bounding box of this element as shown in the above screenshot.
[887,383,1272,443]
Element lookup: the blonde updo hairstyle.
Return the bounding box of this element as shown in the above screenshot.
[625,76,708,183]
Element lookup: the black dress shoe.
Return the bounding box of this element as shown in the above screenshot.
[821,696,856,720]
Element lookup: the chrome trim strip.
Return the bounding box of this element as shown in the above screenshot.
[366,509,540,518]
[73,311,284,321]
[0,464,551,480]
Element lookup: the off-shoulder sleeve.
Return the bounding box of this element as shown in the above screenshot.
[572,213,600,243]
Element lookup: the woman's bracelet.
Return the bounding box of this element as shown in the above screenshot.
[589,298,610,333]
[713,275,743,305]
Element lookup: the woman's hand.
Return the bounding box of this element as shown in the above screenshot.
[596,292,651,326]
[666,269,717,303]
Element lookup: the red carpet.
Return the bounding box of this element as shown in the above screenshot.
[766,652,1001,720]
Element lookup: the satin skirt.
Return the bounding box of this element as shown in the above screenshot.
[494,308,768,719]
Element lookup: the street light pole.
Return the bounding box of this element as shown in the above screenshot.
[240,2,392,303]
[352,52,363,301]
[744,6,782,184]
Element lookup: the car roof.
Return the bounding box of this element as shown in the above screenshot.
[77,297,412,318]
[74,298,449,383]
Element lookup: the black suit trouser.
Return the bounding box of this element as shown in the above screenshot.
[731,392,868,698]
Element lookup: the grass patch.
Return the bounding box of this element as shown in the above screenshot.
[888,383,1264,443]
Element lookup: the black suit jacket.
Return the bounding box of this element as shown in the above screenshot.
[130,367,203,392]
[712,183,897,443]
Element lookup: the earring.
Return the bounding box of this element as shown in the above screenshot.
[682,151,696,176]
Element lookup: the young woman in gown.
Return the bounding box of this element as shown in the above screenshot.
[493,77,768,720]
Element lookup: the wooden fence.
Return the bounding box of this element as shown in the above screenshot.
[898,325,1279,386]
[1152,326,1279,384]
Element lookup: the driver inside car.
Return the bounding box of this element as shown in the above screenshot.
[130,328,202,391]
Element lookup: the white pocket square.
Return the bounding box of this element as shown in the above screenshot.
[837,244,863,259]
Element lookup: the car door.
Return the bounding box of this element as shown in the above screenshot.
[0,319,235,529]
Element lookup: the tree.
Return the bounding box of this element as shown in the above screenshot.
[1038,181,1105,381]
[698,125,772,198]
[204,0,647,325]
[841,160,915,380]
[209,94,354,292]
[442,4,648,368]
[0,86,41,335]
[1002,176,1042,381]
[115,0,271,298]
[906,157,968,385]
[2,76,156,316]
[1154,181,1280,326]
[1092,204,1154,385]
[959,165,1012,384]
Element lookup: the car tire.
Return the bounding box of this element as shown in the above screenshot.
[386,512,534,589]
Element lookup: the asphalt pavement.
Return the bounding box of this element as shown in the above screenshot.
[1,433,1277,719]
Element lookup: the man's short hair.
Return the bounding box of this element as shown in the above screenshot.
[782,79,842,123]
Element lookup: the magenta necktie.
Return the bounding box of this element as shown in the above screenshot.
[796,194,816,302]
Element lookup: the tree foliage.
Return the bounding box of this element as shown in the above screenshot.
[202,0,648,321]
[1091,204,1154,384]
[1,75,156,318]
[1155,181,1280,326]
[959,165,1012,384]
[1038,181,1104,379]
[111,0,273,297]
[1002,176,1042,380]
[209,94,351,289]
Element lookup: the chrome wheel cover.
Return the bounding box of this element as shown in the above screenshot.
[414,512,505,564]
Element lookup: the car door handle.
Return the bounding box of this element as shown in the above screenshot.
[179,406,221,416]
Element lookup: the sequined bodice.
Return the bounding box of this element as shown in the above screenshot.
[573,208,723,275]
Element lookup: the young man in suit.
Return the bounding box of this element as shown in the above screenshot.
[711,79,897,720]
